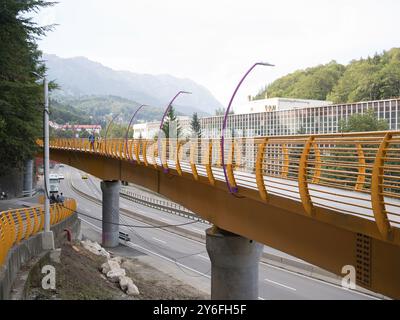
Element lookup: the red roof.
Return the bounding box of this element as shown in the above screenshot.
[61,125,101,129]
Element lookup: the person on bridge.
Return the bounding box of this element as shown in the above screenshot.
[59,193,65,203]
[89,133,95,151]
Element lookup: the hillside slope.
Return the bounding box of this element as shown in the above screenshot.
[255,48,400,103]
[44,54,222,115]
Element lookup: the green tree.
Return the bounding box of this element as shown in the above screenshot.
[254,48,400,104]
[100,123,128,138]
[190,112,202,138]
[215,107,234,116]
[162,106,181,139]
[254,61,345,101]
[79,129,90,139]
[50,127,74,138]
[215,107,225,116]
[0,0,55,173]
[339,108,389,133]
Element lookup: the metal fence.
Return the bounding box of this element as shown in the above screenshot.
[44,131,400,240]
[0,198,77,265]
[120,188,209,224]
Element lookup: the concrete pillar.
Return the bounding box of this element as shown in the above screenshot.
[206,227,263,300]
[101,180,120,248]
[23,159,34,197]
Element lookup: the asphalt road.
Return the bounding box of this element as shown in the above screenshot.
[56,165,376,300]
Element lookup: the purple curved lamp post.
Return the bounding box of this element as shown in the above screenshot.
[221,62,274,194]
[124,104,147,162]
[159,91,192,173]
[104,113,121,153]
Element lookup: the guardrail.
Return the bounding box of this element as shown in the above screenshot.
[120,188,209,224]
[0,198,77,265]
[41,131,400,240]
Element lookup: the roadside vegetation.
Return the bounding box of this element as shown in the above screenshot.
[0,0,54,172]
[254,48,400,104]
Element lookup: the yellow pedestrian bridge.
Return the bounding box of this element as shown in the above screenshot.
[38,131,400,298]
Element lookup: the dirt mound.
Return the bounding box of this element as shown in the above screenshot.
[27,242,208,300]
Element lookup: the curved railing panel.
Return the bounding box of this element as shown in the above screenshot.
[42,131,400,239]
[0,199,77,265]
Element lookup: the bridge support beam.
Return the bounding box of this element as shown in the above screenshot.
[23,159,34,197]
[206,226,263,300]
[101,180,120,248]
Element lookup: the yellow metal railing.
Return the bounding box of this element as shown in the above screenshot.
[0,198,77,265]
[41,131,400,240]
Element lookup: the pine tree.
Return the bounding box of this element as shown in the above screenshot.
[162,106,181,139]
[190,113,201,138]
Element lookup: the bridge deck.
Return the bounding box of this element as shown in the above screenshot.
[41,133,400,299]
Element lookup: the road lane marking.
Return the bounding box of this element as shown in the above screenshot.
[80,218,211,279]
[127,242,211,279]
[70,180,207,248]
[191,227,203,233]
[258,297,265,300]
[160,218,172,223]
[261,263,381,300]
[197,255,210,261]
[79,217,102,230]
[84,208,91,213]
[264,278,297,291]
[152,237,167,244]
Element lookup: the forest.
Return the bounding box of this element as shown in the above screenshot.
[254,48,400,103]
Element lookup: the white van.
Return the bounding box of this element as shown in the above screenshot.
[49,174,60,194]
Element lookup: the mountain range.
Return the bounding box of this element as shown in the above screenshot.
[43,54,223,117]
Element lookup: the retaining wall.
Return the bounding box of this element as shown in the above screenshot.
[0,213,80,300]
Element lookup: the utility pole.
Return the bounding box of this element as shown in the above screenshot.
[43,77,55,250]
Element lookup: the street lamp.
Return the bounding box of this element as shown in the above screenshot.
[221,62,274,194]
[158,91,192,172]
[124,104,147,162]
[104,113,121,154]
[32,71,54,249]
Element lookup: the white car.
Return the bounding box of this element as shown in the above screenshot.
[58,173,65,180]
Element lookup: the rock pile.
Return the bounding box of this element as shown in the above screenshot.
[81,240,110,258]
[101,257,140,296]
[81,240,139,296]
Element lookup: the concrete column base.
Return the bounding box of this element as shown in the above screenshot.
[23,159,34,197]
[206,227,263,300]
[42,231,55,250]
[101,180,120,248]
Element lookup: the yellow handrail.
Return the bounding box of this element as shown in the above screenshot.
[0,198,77,266]
[41,130,400,241]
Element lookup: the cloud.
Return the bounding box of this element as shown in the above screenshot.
[36,0,400,106]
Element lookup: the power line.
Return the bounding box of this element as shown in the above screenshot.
[41,140,212,278]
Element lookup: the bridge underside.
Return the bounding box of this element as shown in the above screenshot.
[44,149,400,299]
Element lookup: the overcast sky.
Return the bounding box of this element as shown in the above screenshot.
[35,0,400,110]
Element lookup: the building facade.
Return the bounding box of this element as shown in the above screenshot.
[132,98,400,139]
[133,116,191,139]
[200,98,400,138]
[239,97,332,113]
[50,122,102,135]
